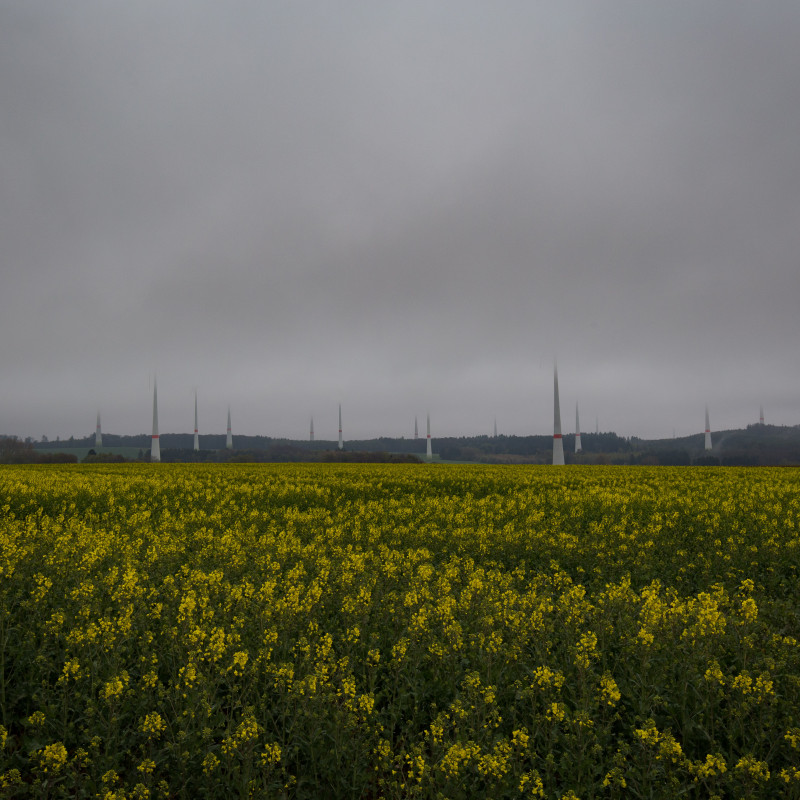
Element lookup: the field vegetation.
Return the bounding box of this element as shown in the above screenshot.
[1,464,799,798]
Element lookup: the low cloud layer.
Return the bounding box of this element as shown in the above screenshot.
[2,2,799,441]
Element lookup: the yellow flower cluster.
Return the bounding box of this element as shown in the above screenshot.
[100,671,130,702]
[689,752,727,780]
[221,715,259,757]
[36,742,68,773]
[735,754,770,782]
[598,673,621,706]
[140,712,167,738]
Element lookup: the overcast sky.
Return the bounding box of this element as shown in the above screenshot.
[2,2,799,442]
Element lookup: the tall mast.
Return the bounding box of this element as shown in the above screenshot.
[493,417,497,438]
[552,363,564,465]
[704,405,712,451]
[310,416,314,442]
[575,402,582,453]
[226,407,233,450]
[414,416,418,440]
[151,377,160,462]
[759,405,764,425]
[338,404,343,450]
[426,412,432,461]
[193,391,199,451]
[95,410,102,449]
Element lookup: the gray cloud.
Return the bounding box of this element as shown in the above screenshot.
[2,2,799,441]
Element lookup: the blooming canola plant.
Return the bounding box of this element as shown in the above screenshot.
[1,464,799,798]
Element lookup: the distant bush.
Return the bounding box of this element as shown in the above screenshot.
[321,450,421,464]
[0,438,77,464]
[693,455,720,466]
[0,437,35,463]
[36,452,79,464]
[83,452,127,463]
[655,449,691,466]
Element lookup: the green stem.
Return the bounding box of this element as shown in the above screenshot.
[0,612,6,726]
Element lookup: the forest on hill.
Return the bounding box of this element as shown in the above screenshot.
[2,423,796,465]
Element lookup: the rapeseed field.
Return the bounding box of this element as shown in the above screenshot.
[1,464,799,798]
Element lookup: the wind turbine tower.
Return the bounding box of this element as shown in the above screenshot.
[151,378,160,462]
[310,416,314,442]
[338,404,343,450]
[95,411,102,449]
[553,364,565,465]
[575,403,582,453]
[193,391,199,451]
[760,405,765,425]
[226,407,233,450]
[704,406,712,451]
[414,416,418,440]
[426,413,432,461]
[494,417,498,438]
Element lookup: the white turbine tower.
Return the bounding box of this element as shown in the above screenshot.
[575,403,582,453]
[95,411,103,449]
[338,404,343,450]
[151,378,160,462]
[193,391,199,451]
[759,405,765,425]
[553,363,565,465]
[704,406,712,451]
[226,407,233,450]
[426,413,432,461]
[310,416,314,442]
[414,416,418,440]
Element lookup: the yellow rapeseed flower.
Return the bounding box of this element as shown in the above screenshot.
[37,742,68,773]
[141,712,167,738]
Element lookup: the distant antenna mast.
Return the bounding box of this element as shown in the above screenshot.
[193,391,199,451]
[151,377,160,462]
[226,407,233,450]
[310,416,314,442]
[575,402,582,453]
[338,404,343,450]
[95,410,102,449]
[704,405,712,451]
[414,416,418,440]
[494,417,498,438]
[759,405,764,425]
[426,413,432,461]
[553,363,565,465]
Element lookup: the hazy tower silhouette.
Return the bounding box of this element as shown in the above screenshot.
[575,403,582,453]
[95,411,102,449]
[193,391,199,451]
[760,405,765,425]
[310,416,314,442]
[151,378,160,462]
[426,413,432,461]
[704,406,712,451]
[414,416,418,440]
[553,363,565,465]
[226,407,233,450]
[338,405,343,450]
[494,417,498,438]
